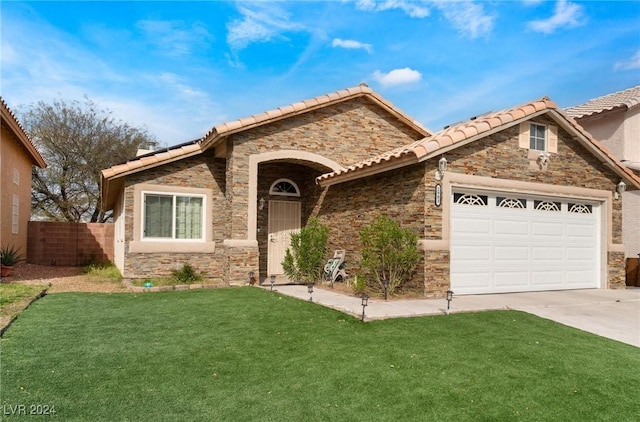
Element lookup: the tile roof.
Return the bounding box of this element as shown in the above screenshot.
[0,97,46,168]
[565,85,640,118]
[101,141,201,180]
[317,97,640,190]
[102,84,431,183]
[317,97,555,184]
[200,83,431,149]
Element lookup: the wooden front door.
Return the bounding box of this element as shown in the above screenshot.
[267,200,301,276]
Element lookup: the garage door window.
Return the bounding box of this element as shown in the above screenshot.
[568,203,592,214]
[497,197,526,209]
[454,193,488,206]
[534,200,561,211]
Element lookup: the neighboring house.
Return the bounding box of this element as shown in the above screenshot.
[566,86,640,259]
[101,84,640,295]
[0,97,47,256]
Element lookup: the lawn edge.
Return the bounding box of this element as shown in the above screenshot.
[0,285,49,337]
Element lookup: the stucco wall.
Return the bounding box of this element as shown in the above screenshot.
[575,106,639,257]
[622,190,640,257]
[0,125,34,255]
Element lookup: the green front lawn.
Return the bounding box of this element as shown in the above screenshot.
[1,288,638,421]
[0,283,47,328]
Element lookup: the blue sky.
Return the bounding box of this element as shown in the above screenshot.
[2,1,639,146]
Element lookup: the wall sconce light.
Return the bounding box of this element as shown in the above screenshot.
[435,156,448,181]
[258,197,265,210]
[538,152,551,169]
[361,294,369,321]
[614,180,626,200]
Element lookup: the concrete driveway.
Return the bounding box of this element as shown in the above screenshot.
[270,285,640,348]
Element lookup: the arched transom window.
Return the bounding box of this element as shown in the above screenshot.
[269,179,300,197]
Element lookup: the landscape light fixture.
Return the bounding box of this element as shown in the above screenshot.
[446,290,454,314]
[249,271,254,285]
[270,275,276,291]
[361,294,369,321]
[382,279,390,301]
[307,283,314,302]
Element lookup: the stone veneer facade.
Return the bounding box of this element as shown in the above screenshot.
[121,97,423,282]
[118,98,625,294]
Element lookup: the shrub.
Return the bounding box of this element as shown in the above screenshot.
[282,217,329,284]
[0,244,24,267]
[359,215,420,297]
[171,263,202,284]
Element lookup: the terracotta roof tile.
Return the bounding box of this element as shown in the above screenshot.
[199,83,431,146]
[565,85,640,118]
[318,97,555,184]
[318,96,640,189]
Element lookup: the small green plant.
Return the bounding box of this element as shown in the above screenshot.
[0,244,24,267]
[84,262,122,281]
[171,263,202,284]
[349,274,367,295]
[282,217,330,284]
[359,215,420,297]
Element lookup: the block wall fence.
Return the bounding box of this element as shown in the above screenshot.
[27,221,114,266]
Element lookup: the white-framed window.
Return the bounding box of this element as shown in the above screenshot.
[269,178,300,197]
[12,194,19,234]
[519,121,558,153]
[142,192,205,240]
[13,168,19,185]
[529,123,546,151]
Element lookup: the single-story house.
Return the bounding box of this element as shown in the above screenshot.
[565,85,640,258]
[1,97,47,257]
[101,84,640,295]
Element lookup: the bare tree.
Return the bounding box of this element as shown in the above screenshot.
[20,97,158,222]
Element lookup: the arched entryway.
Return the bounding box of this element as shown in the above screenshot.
[248,150,343,283]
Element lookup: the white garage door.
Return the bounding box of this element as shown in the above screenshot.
[451,191,600,294]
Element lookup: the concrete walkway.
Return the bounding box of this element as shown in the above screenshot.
[263,285,640,348]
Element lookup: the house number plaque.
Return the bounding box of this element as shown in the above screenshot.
[435,184,442,207]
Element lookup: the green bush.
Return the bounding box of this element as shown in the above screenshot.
[359,215,420,297]
[282,217,329,284]
[171,263,203,284]
[0,244,24,266]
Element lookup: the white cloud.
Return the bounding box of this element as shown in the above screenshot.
[614,50,640,71]
[434,2,495,38]
[372,67,422,87]
[226,3,304,51]
[137,20,213,57]
[355,1,493,38]
[354,0,430,18]
[527,0,585,34]
[332,38,373,54]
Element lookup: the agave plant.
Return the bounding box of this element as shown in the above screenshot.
[0,244,24,267]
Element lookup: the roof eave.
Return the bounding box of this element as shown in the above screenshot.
[317,154,419,187]
[200,87,432,152]
[1,111,47,168]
